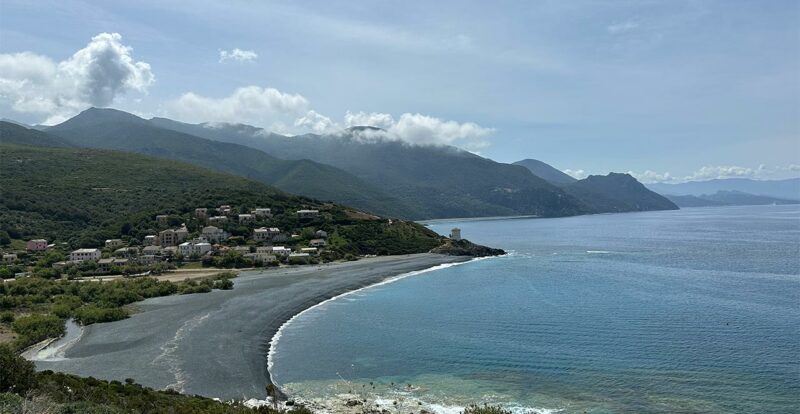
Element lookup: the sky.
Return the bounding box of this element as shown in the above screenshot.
[1,0,798,183]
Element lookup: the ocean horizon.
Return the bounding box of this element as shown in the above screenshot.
[270,205,800,414]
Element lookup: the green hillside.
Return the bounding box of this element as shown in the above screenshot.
[0,121,74,148]
[42,109,417,218]
[563,173,679,212]
[0,143,444,256]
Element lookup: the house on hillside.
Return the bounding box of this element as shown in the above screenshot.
[202,226,229,243]
[272,246,291,257]
[105,239,123,249]
[254,208,272,218]
[142,246,162,256]
[159,226,189,246]
[253,227,281,242]
[208,216,228,225]
[114,247,139,258]
[195,208,208,219]
[218,205,233,215]
[26,239,48,251]
[70,248,101,263]
[296,209,319,219]
[179,240,212,257]
[315,230,328,239]
[245,252,277,264]
[143,235,157,246]
[309,239,327,248]
[300,247,318,255]
[2,254,17,263]
[238,214,255,224]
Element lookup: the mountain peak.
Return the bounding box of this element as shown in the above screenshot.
[513,159,577,185]
[52,107,147,129]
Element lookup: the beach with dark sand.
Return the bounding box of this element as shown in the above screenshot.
[32,254,469,401]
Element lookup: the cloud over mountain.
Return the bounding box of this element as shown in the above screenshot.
[0,33,153,124]
[166,86,309,131]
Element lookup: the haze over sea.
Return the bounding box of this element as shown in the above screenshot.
[270,205,800,413]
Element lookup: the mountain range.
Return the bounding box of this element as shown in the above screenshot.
[664,191,800,208]
[3,108,680,219]
[647,178,800,200]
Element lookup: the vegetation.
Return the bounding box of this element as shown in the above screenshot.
[36,108,413,218]
[0,273,236,350]
[0,345,312,414]
[0,143,444,257]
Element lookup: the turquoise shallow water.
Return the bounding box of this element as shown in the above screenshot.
[270,205,800,413]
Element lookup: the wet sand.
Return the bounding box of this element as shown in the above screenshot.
[33,254,469,401]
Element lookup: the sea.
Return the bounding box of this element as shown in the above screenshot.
[269,205,800,414]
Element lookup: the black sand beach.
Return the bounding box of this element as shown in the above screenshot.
[32,254,469,400]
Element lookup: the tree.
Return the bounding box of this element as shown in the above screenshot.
[0,344,37,395]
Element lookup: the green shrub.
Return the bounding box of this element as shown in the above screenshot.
[0,312,13,323]
[0,344,37,394]
[11,314,65,350]
[73,306,129,325]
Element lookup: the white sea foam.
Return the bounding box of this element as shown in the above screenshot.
[152,311,211,392]
[586,250,612,254]
[24,319,84,361]
[267,256,497,381]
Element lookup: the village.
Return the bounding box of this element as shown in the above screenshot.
[1,204,335,279]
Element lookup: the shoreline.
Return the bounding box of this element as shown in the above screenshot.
[31,253,475,400]
[266,256,495,397]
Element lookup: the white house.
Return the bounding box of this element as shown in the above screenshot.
[26,239,48,251]
[245,252,277,264]
[105,239,123,249]
[296,209,319,219]
[238,214,255,224]
[300,247,318,254]
[143,235,157,245]
[179,240,212,257]
[271,246,292,257]
[202,226,229,243]
[254,208,272,218]
[142,246,162,256]
[218,205,233,215]
[209,216,228,225]
[253,227,281,242]
[70,248,101,262]
[2,254,17,263]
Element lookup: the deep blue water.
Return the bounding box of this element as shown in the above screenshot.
[270,205,800,413]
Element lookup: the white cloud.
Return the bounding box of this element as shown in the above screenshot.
[343,111,395,130]
[0,32,154,124]
[338,111,493,150]
[607,20,640,34]
[165,86,309,128]
[563,169,588,179]
[389,113,493,149]
[628,170,674,183]
[219,48,258,63]
[294,110,338,134]
[628,164,800,183]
